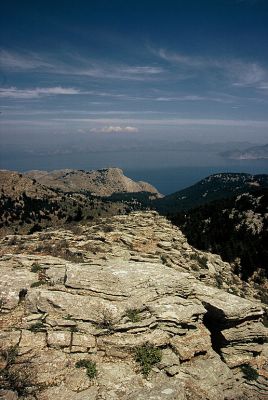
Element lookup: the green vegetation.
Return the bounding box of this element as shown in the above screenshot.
[29,321,46,333]
[64,314,74,320]
[134,343,162,377]
[170,189,268,281]
[70,325,79,333]
[97,309,115,331]
[155,173,268,214]
[75,359,97,379]
[125,308,141,323]
[0,345,34,396]
[3,345,18,365]
[30,280,46,288]
[0,297,6,313]
[240,364,259,381]
[30,262,43,273]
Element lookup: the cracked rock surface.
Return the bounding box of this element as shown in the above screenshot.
[0,211,267,399]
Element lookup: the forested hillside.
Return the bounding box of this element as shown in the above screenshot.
[170,189,268,281]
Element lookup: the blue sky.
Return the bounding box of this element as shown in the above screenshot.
[0,0,268,172]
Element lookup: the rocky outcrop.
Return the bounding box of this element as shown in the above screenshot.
[0,212,267,399]
[25,168,162,197]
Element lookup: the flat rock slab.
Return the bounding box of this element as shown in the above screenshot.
[194,284,263,321]
[0,266,35,309]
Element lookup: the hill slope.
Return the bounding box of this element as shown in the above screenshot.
[25,168,161,198]
[154,173,268,213]
[0,170,149,236]
[170,189,268,281]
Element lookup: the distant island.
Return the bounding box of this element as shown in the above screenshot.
[220,143,268,160]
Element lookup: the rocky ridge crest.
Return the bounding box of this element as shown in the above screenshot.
[0,212,267,399]
[25,168,161,197]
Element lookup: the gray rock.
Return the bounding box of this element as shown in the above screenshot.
[0,211,267,400]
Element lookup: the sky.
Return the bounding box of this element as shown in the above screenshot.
[0,0,268,176]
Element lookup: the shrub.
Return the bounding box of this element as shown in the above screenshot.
[240,364,259,381]
[75,359,97,379]
[30,280,46,288]
[97,308,115,331]
[2,346,19,366]
[134,343,162,377]
[31,262,43,273]
[125,308,141,323]
[29,321,46,333]
[0,297,6,313]
[0,346,34,396]
[70,325,79,333]
[19,288,28,302]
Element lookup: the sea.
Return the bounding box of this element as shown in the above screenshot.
[0,150,267,195]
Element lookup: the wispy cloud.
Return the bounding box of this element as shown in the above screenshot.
[0,49,52,70]
[0,86,82,99]
[0,49,164,81]
[258,82,268,90]
[156,49,210,68]
[54,64,163,81]
[90,125,139,133]
[154,48,268,88]
[230,62,266,87]
[52,117,268,128]
[154,94,234,103]
[120,66,163,75]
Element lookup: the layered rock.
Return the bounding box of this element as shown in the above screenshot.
[0,211,267,399]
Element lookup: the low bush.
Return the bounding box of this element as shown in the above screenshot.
[240,364,259,381]
[134,343,162,377]
[30,280,46,288]
[29,321,46,333]
[31,262,43,273]
[75,359,97,379]
[125,308,141,323]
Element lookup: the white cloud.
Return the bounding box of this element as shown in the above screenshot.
[231,62,266,86]
[154,94,234,103]
[0,49,52,70]
[0,86,82,99]
[156,49,208,68]
[120,66,163,75]
[90,125,139,133]
[258,82,268,90]
[54,117,268,128]
[154,48,268,88]
[0,49,164,81]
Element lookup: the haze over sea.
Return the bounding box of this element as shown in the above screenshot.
[1,148,267,194]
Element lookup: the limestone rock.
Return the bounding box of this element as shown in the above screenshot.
[0,211,267,399]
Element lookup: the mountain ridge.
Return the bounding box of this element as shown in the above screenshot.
[25,167,162,198]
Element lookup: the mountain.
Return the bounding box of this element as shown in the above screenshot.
[0,211,267,400]
[220,143,268,160]
[154,173,268,213]
[25,168,162,198]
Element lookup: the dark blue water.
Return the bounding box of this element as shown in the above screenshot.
[125,164,268,194]
[0,150,267,194]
